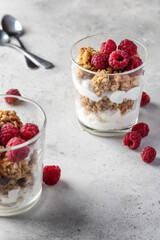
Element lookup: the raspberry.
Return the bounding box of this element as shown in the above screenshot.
[141,146,156,163]
[43,165,61,185]
[118,39,137,56]
[141,92,150,107]
[100,39,117,56]
[20,123,39,141]
[91,53,108,69]
[5,89,21,105]
[126,56,143,71]
[0,123,20,146]
[6,137,30,162]
[123,131,142,150]
[131,122,149,138]
[109,50,129,70]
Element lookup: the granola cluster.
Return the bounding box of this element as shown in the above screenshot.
[0,110,23,129]
[80,95,134,115]
[0,157,36,195]
[77,47,97,79]
[0,110,36,196]
[92,71,139,96]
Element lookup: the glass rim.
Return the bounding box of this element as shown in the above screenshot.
[0,94,47,152]
[70,33,148,76]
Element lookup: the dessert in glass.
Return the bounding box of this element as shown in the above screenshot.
[70,34,148,136]
[0,94,46,216]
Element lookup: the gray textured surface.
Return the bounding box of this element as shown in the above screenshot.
[0,0,160,239]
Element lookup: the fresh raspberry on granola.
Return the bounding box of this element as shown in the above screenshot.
[0,123,20,146]
[43,165,61,185]
[123,131,142,150]
[141,92,150,107]
[100,39,117,56]
[109,50,129,70]
[20,123,39,141]
[131,122,149,138]
[91,53,108,69]
[5,89,21,105]
[141,146,156,163]
[6,137,30,162]
[118,39,137,56]
[126,56,143,71]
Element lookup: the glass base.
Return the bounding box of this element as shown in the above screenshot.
[78,120,134,137]
[0,188,42,217]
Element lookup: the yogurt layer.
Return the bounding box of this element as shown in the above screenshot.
[76,102,139,131]
[73,75,141,104]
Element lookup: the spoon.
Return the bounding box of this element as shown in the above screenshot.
[2,15,38,69]
[0,30,54,69]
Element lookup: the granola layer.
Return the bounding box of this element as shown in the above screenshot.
[80,95,134,115]
[76,47,140,95]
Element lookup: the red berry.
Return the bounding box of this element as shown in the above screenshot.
[6,137,30,162]
[100,39,117,56]
[5,89,21,105]
[0,123,20,146]
[118,39,137,56]
[109,50,129,70]
[131,122,149,138]
[43,165,61,185]
[123,131,142,150]
[141,146,156,163]
[20,123,39,141]
[126,56,143,71]
[91,53,108,69]
[141,92,150,107]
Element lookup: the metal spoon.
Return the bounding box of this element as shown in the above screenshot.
[0,30,54,69]
[2,15,38,69]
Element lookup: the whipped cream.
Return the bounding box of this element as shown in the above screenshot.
[73,75,141,104]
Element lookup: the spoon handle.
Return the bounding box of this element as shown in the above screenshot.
[15,37,38,69]
[6,43,54,69]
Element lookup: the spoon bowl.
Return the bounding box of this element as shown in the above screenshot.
[2,15,23,37]
[0,30,10,45]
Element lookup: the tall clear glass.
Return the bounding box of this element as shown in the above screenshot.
[70,34,148,136]
[0,95,46,216]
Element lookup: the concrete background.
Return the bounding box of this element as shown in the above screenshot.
[0,0,160,239]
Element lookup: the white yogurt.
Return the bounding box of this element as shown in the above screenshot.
[73,75,141,104]
[1,188,20,204]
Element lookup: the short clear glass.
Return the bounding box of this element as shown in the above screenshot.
[70,34,148,136]
[0,95,46,216]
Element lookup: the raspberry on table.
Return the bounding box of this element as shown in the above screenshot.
[141,92,150,107]
[0,123,20,146]
[20,123,39,141]
[100,39,117,57]
[91,53,108,69]
[5,89,21,105]
[131,122,149,138]
[123,131,142,150]
[126,56,143,71]
[118,39,137,56]
[6,137,30,162]
[109,50,129,70]
[141,146,156,163]
[43,165,61,185]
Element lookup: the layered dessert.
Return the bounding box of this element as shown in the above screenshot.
[72,38,144,132]
[0,110,41,207]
